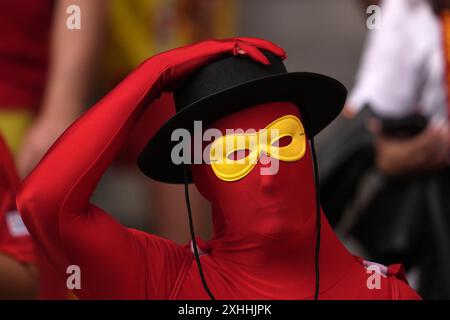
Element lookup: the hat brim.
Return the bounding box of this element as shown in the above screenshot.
[138,72,347,183]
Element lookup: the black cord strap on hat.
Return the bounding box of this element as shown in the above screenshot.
[183,166,216,300]
[310,137,321,300]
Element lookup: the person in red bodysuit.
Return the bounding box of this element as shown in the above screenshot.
[17,38,420,299]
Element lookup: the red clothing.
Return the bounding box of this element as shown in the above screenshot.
[0,134,69,299]
[16,39,420,299]
[36,248,71,299]
[0,0,53,109]
[0,210,35,263]
[117,93,175,164]
[0,135,35,263]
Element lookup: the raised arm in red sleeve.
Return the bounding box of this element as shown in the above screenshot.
[16,38,286,299]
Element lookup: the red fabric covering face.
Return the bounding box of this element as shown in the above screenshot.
[16,39,420,299]
[192,102,316,239]
[189,102,325,297]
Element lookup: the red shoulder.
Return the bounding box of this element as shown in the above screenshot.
[387,264,421,300]
[356,257,421,300]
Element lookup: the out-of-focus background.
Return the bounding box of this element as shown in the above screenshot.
[1,0,449,299]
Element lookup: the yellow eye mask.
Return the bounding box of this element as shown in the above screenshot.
[209,115,306,181]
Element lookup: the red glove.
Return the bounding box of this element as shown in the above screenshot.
[150,37,286,91]
[17,38,286,299]
[123,37,286,103]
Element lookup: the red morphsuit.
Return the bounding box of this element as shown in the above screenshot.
[17,38,420,299]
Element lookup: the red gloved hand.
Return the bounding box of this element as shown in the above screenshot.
[142,37,287,94]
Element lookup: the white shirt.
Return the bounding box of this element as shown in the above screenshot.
[348,0,448,123]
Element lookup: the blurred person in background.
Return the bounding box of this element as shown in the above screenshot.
[0,0,106,298]
[0,0,234,297]
[0,135,37,299]
[321,0,450,299]
[1,0,106,176]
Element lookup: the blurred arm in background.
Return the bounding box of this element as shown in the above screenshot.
[17,0,107,177]
[371,120,450,176]
[0,254,37,299]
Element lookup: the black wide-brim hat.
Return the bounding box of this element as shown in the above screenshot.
[138,51,347,183]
